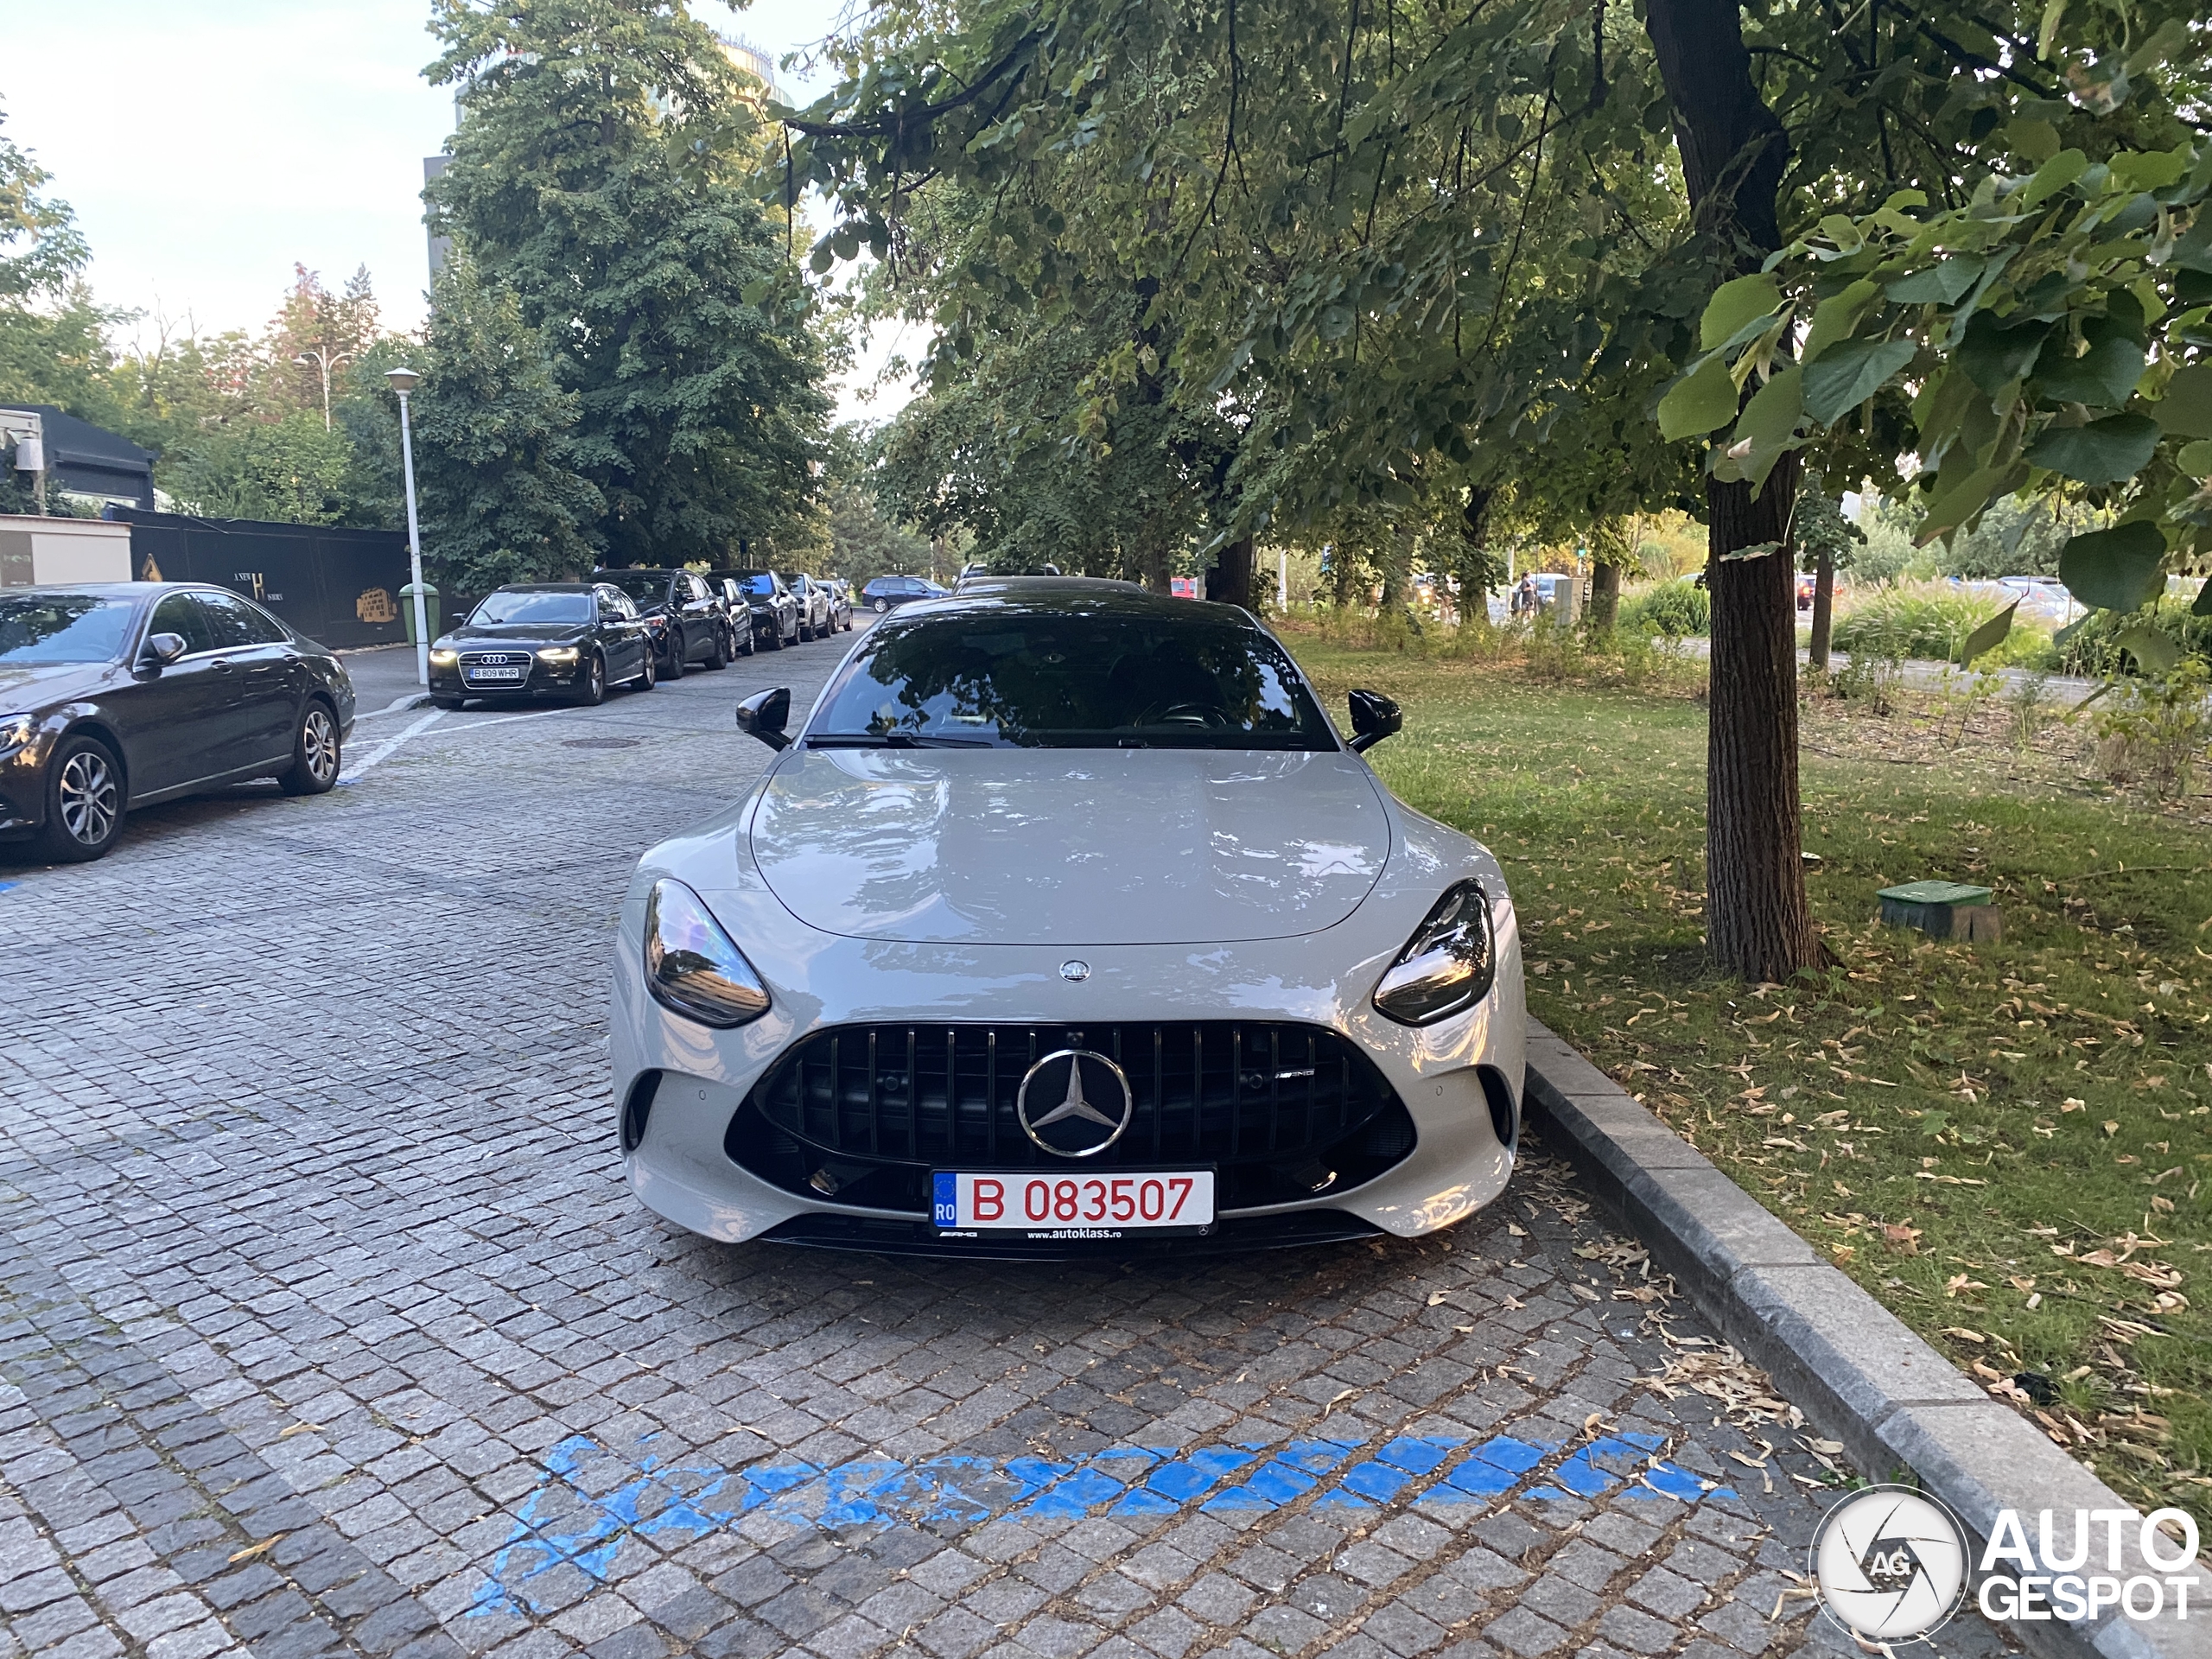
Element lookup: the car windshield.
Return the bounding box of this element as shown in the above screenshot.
[0,594,136,664]
[604,572,670,605]
[470,591,590,625]
[731,573,777,595]
[779,573,806,589]
[809,608,1338,750]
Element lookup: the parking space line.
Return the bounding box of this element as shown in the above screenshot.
[448,704,596,733]
[340,709,443,782]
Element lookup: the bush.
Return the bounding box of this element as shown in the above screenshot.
[2056,604,2212,678]
[2093,659,2210,798]
[1618,577,1710,638]
[1831,583,2056,669]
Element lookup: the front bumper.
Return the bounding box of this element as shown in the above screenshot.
[0,739,45,837]
[611,910,1525,1255]
[430,657,585,698]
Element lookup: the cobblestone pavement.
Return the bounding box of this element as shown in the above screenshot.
[0,634,2012,1659]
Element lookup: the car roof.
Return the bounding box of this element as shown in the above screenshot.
[493,582,596,593]
[10,582,241,602]
[888,578,1254,624]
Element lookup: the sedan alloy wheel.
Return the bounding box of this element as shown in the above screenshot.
[42,737,123,861]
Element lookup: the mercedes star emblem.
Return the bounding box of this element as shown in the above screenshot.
[1015,1048,1134,1158]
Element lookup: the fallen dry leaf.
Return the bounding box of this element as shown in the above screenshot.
[228,1536,283,1564]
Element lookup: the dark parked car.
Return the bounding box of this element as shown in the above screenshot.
[709,569,800,652]
[428,583,654,709]
[702,580,759,657]
[596,569,733,678]
[823,579,855,632]
[0,583,355,863]
[860,575,949,613]
[780,572,833,641]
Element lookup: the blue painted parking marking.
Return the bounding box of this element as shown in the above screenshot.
[469,1427,1732,1618]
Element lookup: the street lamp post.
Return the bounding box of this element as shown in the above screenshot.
[386,367,429,689]
[293,350,352,432]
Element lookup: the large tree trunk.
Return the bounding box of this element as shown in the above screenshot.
[1458,486,1498,624]
[1590,561,1624,632]
[1645,0,1823,982]
[1705,456,1818,980]
[1807,551,1835,674]
[1205,534,1255,607]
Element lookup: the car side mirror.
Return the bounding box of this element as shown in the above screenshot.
[737,687,792,751]
[1347,689,1402,753]
[143,632,186,666]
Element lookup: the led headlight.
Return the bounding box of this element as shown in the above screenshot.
[0,713,35,759]
[429,647,459,666]
[537,646,579,663]
[644,880,770,1027]
[1372,880,1497,1026]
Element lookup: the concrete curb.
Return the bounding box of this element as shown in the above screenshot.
[1522,1019,2209,1659]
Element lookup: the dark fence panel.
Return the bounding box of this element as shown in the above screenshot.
[112,509,413,650]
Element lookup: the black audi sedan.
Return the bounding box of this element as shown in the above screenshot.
[709,569,801,651]
[0,583,355,864]
[595,568,734,678]
[428,582,655,708]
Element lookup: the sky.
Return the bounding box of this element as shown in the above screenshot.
[6,0,913,421]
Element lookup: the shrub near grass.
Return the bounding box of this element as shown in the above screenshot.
[1291,637,2212,1530]
[1832,582,2057,668]
[1619,577,1711,638]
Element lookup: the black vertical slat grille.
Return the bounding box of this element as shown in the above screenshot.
[747,1021,1396,1171]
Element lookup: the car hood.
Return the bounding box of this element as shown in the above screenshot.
[441,622,590,647]
[0,659,120,708]
[749,747,1391,946]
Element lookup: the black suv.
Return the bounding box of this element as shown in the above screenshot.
[595,569,734,678]
[709,570,802,652]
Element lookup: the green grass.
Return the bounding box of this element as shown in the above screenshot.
[1287,629,2212,1526]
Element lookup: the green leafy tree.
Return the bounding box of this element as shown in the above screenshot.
[820,422,931,583]
[1665,18,2208,678]
[0,103,86,302]
[166,412,354,523]
[424,0,831,567]
[410,257,604,592]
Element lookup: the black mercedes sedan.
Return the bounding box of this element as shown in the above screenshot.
[0,583,356,864]
[709,569,802,651]
[595,568,734,678]
[429,583,654,708]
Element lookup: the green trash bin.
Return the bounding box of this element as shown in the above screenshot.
[400,582,440,645]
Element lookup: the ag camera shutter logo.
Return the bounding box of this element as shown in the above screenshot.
[1811,1485,1968,1645]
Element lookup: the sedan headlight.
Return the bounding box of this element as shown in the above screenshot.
[1373,880,1497,1026]
[645,880,771,1027]
[0,713,34,759]
[429,647,458,666]
[537,646,579,663]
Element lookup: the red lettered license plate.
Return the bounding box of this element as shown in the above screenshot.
[933,1171,1215,1237]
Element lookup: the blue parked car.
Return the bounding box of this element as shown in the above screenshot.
[860,574,948,613]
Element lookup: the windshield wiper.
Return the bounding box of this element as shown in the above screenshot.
[806,733,996,749]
